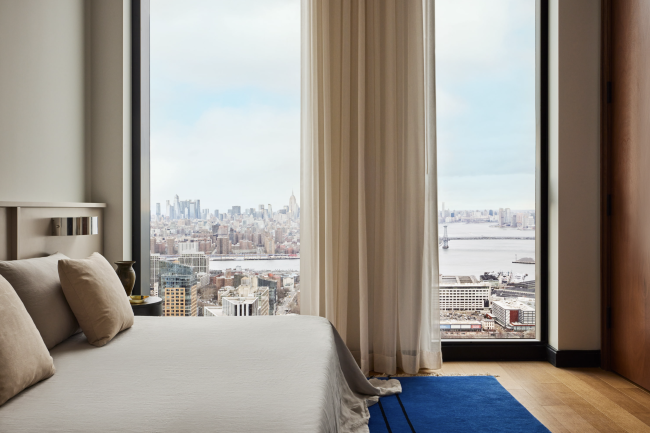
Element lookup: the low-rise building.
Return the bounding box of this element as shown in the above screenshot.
[481,318,495,330]
[439,275,491,311]
[440,320,483,332]
[204,306,222,317]
[222,297,259,317]
[178,252,208,274]
[196,272,209,287]
[492,299,535,329]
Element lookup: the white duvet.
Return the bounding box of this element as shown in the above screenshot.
[0,316,399,432]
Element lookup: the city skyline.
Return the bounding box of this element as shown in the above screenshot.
[150,194,533,220]
[151,191,300,220]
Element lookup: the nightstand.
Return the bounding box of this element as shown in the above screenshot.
[131,296,163,316]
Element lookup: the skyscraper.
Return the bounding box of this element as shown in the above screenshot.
[174,194,181,219]
[289,191,299,220]
[156,203,161,217]
[178,252,208,275]
[257,277,278,315]
[214,237,232,255]
[150,253,161,287]
[159,262,198,316]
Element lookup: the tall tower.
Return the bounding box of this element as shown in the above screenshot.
[174,194,181,220]
[442,225,449,249]
[289,191,299,220]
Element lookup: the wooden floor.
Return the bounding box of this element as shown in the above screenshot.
[439,361,650,433]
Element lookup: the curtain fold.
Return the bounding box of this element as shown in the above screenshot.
[301,0,441,375]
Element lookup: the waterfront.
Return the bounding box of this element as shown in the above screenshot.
[210,258,299,272]
[439,223,535,280]
[205,223,534,279]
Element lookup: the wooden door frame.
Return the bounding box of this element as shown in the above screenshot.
[600,0,612,371]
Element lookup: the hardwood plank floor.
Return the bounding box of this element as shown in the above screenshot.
[441,361,650,433]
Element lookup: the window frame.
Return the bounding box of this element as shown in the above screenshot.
[132,0,150,296]
[133,0,550,360]
[440,0,549,360]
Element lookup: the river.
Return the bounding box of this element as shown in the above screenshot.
[210,259,300,273]
[208,223,535,280]
[439,223,536,280]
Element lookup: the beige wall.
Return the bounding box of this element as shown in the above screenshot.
[0,0,86,202]
[0,0,132,265]
[548,0,601,351]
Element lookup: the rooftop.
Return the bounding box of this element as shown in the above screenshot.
[492,299,535,311]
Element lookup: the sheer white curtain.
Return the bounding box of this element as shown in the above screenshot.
[301,0,441,375]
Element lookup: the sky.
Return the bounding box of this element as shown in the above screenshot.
[150,0,536,214]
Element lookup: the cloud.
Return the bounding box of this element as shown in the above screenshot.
[150,0,537,213]
[150,0,301,212]
[151,0,300,96]
[151,103,300,212]
[436,0,536,83]
[438,172,536,211]
[435,0,537,209]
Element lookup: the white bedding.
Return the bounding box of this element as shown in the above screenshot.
[0,316,397,432]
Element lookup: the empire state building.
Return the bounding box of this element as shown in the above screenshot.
[289,191,299,220]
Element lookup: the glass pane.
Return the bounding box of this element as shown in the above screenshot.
[436,0,537,339]
[150,0,301,317]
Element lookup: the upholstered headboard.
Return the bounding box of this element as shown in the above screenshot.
[0,202,106,261]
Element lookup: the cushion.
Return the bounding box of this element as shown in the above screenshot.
[0,253,79,349]
[0,274,55,406]
[58,253,134,347]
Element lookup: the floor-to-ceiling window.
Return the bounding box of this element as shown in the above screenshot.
[436,0,539,339]
[149,0,301,317]
[146,0,543,335]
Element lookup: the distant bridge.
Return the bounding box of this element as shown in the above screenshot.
[440,236,535,241]
[440,225,534,249]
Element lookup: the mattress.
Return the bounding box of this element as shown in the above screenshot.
[0,315,386,432]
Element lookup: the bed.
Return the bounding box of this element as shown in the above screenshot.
[0,315,392,433]
[0,202,397,432]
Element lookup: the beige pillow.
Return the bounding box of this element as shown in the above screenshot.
[0,274,55,406]
[0,253,79,349]
[58,253,134,347]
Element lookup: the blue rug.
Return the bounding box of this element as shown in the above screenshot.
[368,376,550,433]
